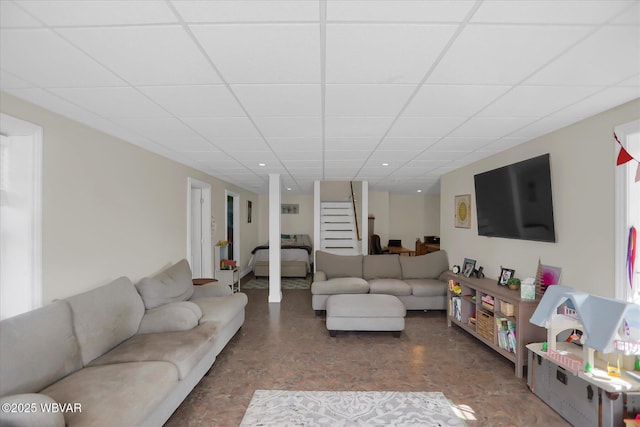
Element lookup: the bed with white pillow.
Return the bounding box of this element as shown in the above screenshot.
[248,234,313,278]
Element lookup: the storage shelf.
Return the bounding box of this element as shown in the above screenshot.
[446,271,545,378]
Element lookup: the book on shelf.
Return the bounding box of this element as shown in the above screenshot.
[496,317,517,353]
[451,296,462,322]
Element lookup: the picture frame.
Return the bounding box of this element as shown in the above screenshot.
[247,200,252,223]
[454,194,471,228]
[281,203,299,214]
[498,267,515,286]
[462,258,476,278]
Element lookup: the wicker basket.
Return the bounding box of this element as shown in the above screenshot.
[500,301,515,316]
[477,310,494,342]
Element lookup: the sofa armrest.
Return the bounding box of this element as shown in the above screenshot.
[314,271,327,282]
[191,281,232,298]
[0,394,65,427]
[138,301,202,334]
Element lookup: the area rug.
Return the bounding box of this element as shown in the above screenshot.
[242,276,311,290]
[240,390,466,427]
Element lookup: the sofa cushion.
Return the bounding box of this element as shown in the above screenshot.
[0,394,65,427]
[192,293,249,325]
[368,279,412,296]
[88,322,217,380]
[315,251,363,279]
[405,279,448,297]
[136,259,195,309]
[363,255,402,280]
[137,301,203,334]
[311,278,369,295]
[0,301,82,396]
[66,277,145,366]
[399,250,449,280]
[42,362,178,427]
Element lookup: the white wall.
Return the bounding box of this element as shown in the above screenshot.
[1,93,260,303]
[440,98,640,298]
[388,194,440,249]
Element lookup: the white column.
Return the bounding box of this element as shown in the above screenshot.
[361,181,368,255]
[268,173,282,302]
[313,180,321,272]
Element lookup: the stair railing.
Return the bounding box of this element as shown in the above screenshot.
[350,181,361,241]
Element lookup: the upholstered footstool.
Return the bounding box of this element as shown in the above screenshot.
[326,294,406,337]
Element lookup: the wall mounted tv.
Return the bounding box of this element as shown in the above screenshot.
[474,154,556,243]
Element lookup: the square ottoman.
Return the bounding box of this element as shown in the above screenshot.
[326,294,406,337]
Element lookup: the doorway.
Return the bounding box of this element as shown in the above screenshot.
[187,178,212,278]
[225,190,240,264]
[0,114,43,319]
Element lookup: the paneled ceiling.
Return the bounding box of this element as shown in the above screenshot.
[1,0,638,194]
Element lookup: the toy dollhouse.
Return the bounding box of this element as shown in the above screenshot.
[527,285,640,426]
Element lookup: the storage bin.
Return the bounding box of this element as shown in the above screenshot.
[500,301,515,316]
[477,310,494,341]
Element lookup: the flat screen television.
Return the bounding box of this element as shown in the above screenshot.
[474,154,556,243]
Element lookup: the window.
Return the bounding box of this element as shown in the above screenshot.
[615,120,640,305]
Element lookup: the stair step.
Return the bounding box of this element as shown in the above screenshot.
[321,201,352,208]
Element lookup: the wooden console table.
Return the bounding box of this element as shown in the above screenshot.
[445,271,546,378]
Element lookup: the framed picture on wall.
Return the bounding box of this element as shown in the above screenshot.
[247,201,252,223]
[455,194,471,228]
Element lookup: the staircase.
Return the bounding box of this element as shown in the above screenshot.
[320,201,360,255]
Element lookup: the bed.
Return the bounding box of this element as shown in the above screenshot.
[248,234,313,278]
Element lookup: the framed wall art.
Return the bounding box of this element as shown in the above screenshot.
[454,194,471,228]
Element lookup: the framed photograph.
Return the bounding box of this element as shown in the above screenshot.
[462,258,476,278]
[247,200,252,223]
[454,194,471,228]
[498,267,515,286]
[281,203,299,214]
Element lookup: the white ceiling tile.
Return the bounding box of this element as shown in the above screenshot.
[252,117,321,138]
[215,138,272,152]
[325,138,379,150]
[525,26,640,86]
[0,29,125,87]
[404,85,510,116]
[430,137,494,151]
[50,87,171,118]
[110,117,201,144]
[387,116,467,138]
[0,70,32,89]
[17,0,176,26]
[191,24,320,84]
[326,24,457,84]
[326,117,395,138]
[327,1,476,22]
[140,85,245,117]
[268,138,322,152]
[277,151,322,161]
[1,1,43,28]
[325,150,371,161]
[172,1,319,22]
[471,1,634,24]
[610,2,640,24]
[326,84,415,116]
[478,85,603,117]
[182,117,260,139]
[368,150,422,162]
[483,137,530,152]
[377,138,438,151]
[58,26,220,85]
[416,151,463,161]
[449,117,537,138]
[232,84,321,116]
[428,25,592,84]
[170,137,218,152]
[235,152,280,164]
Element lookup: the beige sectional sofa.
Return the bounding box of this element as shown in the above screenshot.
[311,250,450,314]
[0,260,247,427]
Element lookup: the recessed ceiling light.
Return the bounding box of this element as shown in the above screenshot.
[287,187,292,191]
[417,190,422,193]
[382,163,389,166]
[258,163,266,167]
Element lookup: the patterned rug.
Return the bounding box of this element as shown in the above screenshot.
[240,390,466,427]
[243,276,311,290]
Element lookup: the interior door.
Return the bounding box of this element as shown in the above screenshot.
[190,187,203,277]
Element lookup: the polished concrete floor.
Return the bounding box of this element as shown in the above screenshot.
[166,288,569,426]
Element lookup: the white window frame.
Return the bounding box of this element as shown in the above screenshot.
[614,120,640,304]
